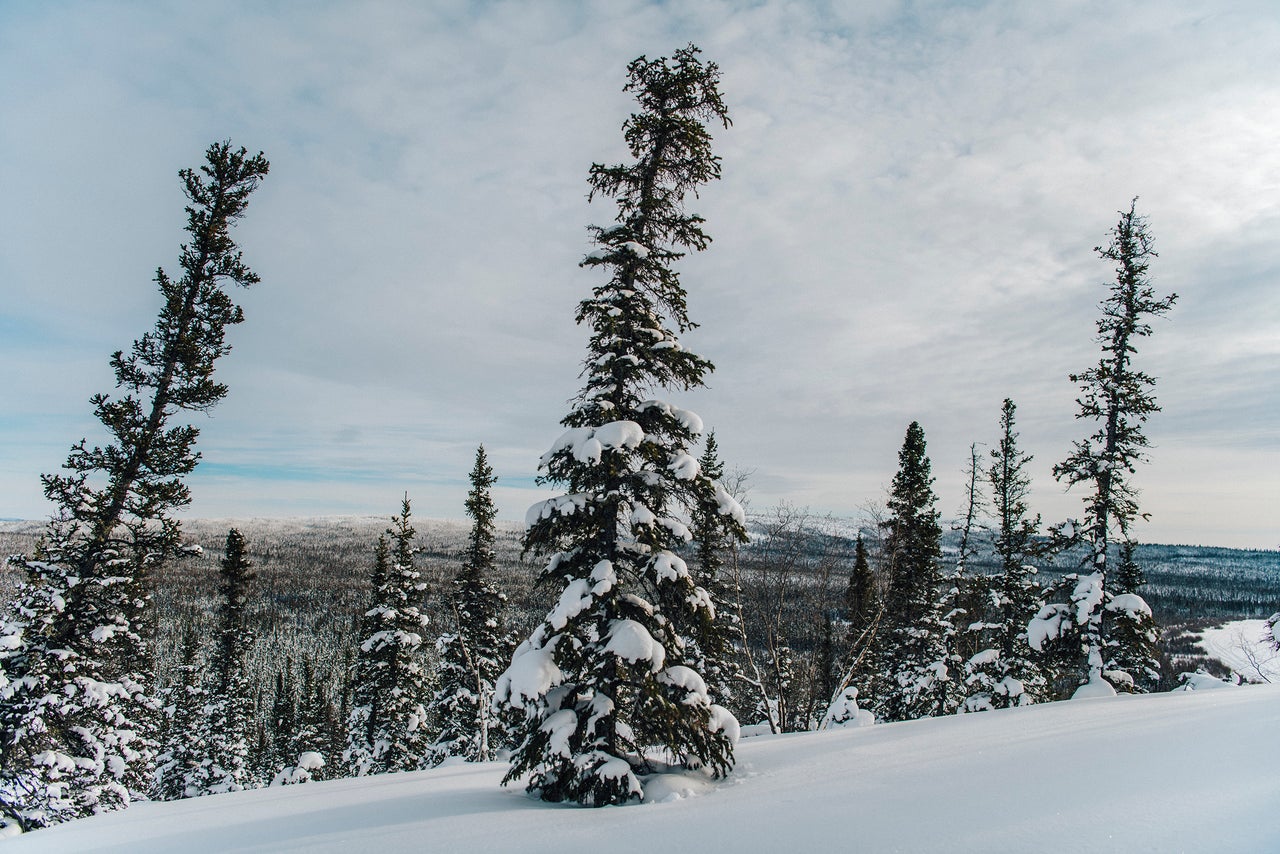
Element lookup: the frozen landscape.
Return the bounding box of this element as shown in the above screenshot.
[7,683,1278,853]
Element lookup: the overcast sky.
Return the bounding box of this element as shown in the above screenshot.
[1,1,1277,549]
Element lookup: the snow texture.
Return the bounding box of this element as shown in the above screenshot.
[1071,674,1118,700]
[498,645,563,706]
[539,421,644,467]
[1105,592,1152,618]
[604,620,666,671]
[12,686,1278,852]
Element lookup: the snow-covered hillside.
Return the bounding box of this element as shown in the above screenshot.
[8,685,1278,853]
[1198,619,1280,683]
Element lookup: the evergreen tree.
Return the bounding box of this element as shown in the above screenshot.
[844,535,875,627]
[152,627,206,801]
[185,529,258,795]
[267,662,298,783]
[1043,200,1176,695]
[495,45,740,806]
[345,499,433,776]
[936,444,987,716]
[962,399,1046,711]
[431,446,515,764]
[864,422,948,722]
[0,142,268,831]
[843,533,879,665]
[816,612,840,715]
[687,431,748,714]
[286,659,332,782]
[1113,538,1145,592]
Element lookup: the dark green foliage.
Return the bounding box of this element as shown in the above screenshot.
[845,535,875,628]
[963,399,1047,710]
[184,529,258,794]
[842,534,881,681]
[1114,538,1146,593]
[269,660,299,777]
[0,142,267,830]
[212,529,256,693]
[432,446,515,763]
[497,45,738,806]
[688,432,748,711]
[153,627,207,801]
[344,500,433,776]
[1048,200,1176,690]
[1055,201,1177,567]
[863,422,948,722]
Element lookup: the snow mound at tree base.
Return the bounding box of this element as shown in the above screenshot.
[640,770,717,803]
[9,686,1279,853]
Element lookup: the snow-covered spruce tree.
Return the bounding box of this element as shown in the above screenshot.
[344,500,433,776]
[962,399,1046,711]
[687,431,748,715]
[278,659,333,784]
[843,533,880,664]
[1097,537,1159,693]
[431,446,515,764]
[495,45,741,806]
[934,444,987,717]
[1036,201,1176,697]
[152,627,207,801]
[266,662,298,783]
[864,422,949,723]
[185,529,257,795]
[0,142,268,831]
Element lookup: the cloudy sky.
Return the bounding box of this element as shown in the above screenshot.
[1,1,1277,549]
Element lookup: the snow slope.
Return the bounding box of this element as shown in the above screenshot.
[1198,619,1280,683]
[9,686,1279,853]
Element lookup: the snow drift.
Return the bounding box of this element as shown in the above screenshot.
[8,685,1279,853]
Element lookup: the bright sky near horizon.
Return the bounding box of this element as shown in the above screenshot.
[1,1,1277,549]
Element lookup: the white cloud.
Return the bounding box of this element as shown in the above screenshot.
[1,1,1277,547]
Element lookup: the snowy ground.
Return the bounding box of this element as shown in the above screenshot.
[1197,619,1280,683]
[8,685,1279,853]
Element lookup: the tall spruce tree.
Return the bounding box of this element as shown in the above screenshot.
[962,399,1046,711]
[495,45,741,806]
[0,142,268,831]
[1037,201,1175,696]
[864,422,948,722]
[345,499,433,776]
[936,443,987,716]
[185,529,258,795]
[431,446,514,764]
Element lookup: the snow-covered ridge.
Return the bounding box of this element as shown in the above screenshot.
[7,685,1278,852]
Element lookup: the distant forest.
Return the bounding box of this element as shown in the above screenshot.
[3,514,1275,716]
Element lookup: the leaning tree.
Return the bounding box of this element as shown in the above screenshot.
[1,143,268,831]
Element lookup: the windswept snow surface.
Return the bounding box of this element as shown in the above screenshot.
[9,687,1279,853]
